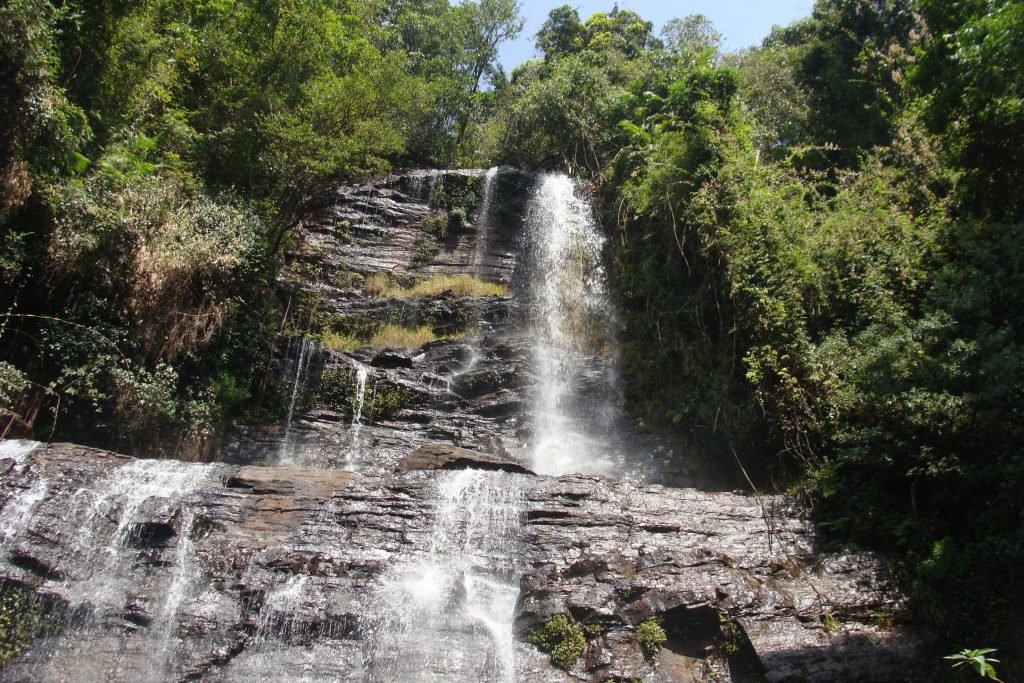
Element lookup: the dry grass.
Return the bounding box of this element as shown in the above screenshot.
[363,272,391,297]
[318,330,362,351]
[319,323,461,350]
[366,274,507,299]
[369,324,441,348]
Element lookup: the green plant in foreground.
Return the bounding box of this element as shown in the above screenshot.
[944,648,1003,681]
[636,616,667,654]
[528,614,585,670]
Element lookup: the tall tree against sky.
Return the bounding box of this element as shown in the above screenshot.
[456,0,524,142]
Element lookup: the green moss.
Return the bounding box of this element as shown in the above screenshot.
[0,584,51,666]
[528,614,586,670]
[637,616,667,654]
[315,367,416,420]
[718,612,742,654]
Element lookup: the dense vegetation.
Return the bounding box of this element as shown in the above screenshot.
[0,0,521,456]
[1,0,1021,674]
[488,0,1022,673]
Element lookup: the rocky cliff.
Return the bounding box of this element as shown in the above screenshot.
[0,169,938,681]
[0,442,935,682]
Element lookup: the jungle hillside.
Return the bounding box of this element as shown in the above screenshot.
[1,0,1021,676]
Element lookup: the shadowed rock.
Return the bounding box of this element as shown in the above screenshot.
[396,443,534,475]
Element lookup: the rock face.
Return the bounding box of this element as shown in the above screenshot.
[223,169,688,487]
[396,443,535,475]
[0,169,938,681]
[0,442,936,682]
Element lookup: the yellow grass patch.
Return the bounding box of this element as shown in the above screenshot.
[369,324,443,348]
[365,274,507,299]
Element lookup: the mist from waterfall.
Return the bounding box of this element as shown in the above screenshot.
[364,469,524,683]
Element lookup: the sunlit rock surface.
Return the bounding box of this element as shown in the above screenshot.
[0,169,937,681]
[0,442,935,682]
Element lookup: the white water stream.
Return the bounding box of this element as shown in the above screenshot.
[366,469,524,682]
[473,166,500,278]
[524,173,630,478]
[279,336,322,466]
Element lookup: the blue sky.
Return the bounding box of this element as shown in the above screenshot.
[498,0,813,71]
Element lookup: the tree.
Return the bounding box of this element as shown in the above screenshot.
[536,5,585,59]
[455,0,523,143]
[913,0,1024,221]
[661,14,721,60]
[583,7,653,58]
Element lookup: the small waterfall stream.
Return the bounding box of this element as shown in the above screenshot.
[473,167,500,277]
[365,469,524,682]
[278,336,322,466]
[344,358,370,469]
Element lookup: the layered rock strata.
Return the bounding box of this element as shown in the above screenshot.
[0,443,935,682]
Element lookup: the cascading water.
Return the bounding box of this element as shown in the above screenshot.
[473,167,500,278]
[279,336,321,466]
[344,358,370,469]
[20,457,215,680]
[523,173,634,478]
[365,469,524,682]
[0,440,45,547]
[406,169,441,202]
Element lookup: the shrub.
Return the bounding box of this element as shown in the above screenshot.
[636,616,667,653]
[528,614,586,670]
[411,233,440,267]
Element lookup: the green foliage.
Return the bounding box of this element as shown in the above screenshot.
[636,616,667,653]
[944,649,1002,681]
[411,233,441,267]
[0,584,50,665]
[913,0,1024,221]
[528,614,586,670]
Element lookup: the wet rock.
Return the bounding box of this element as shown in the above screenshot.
[370,349,414,369]
[0,443,936,682]
[396,443,535,475]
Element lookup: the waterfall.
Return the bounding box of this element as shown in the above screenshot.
[473,167,500,278]
[365,469,524,682]
[0,168,670,681]
[524,173,627,478]
[18,457,215,681]
[344,358,370,469]
[279,336,321,466]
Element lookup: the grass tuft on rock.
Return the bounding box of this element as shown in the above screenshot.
[365,274,507,299]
